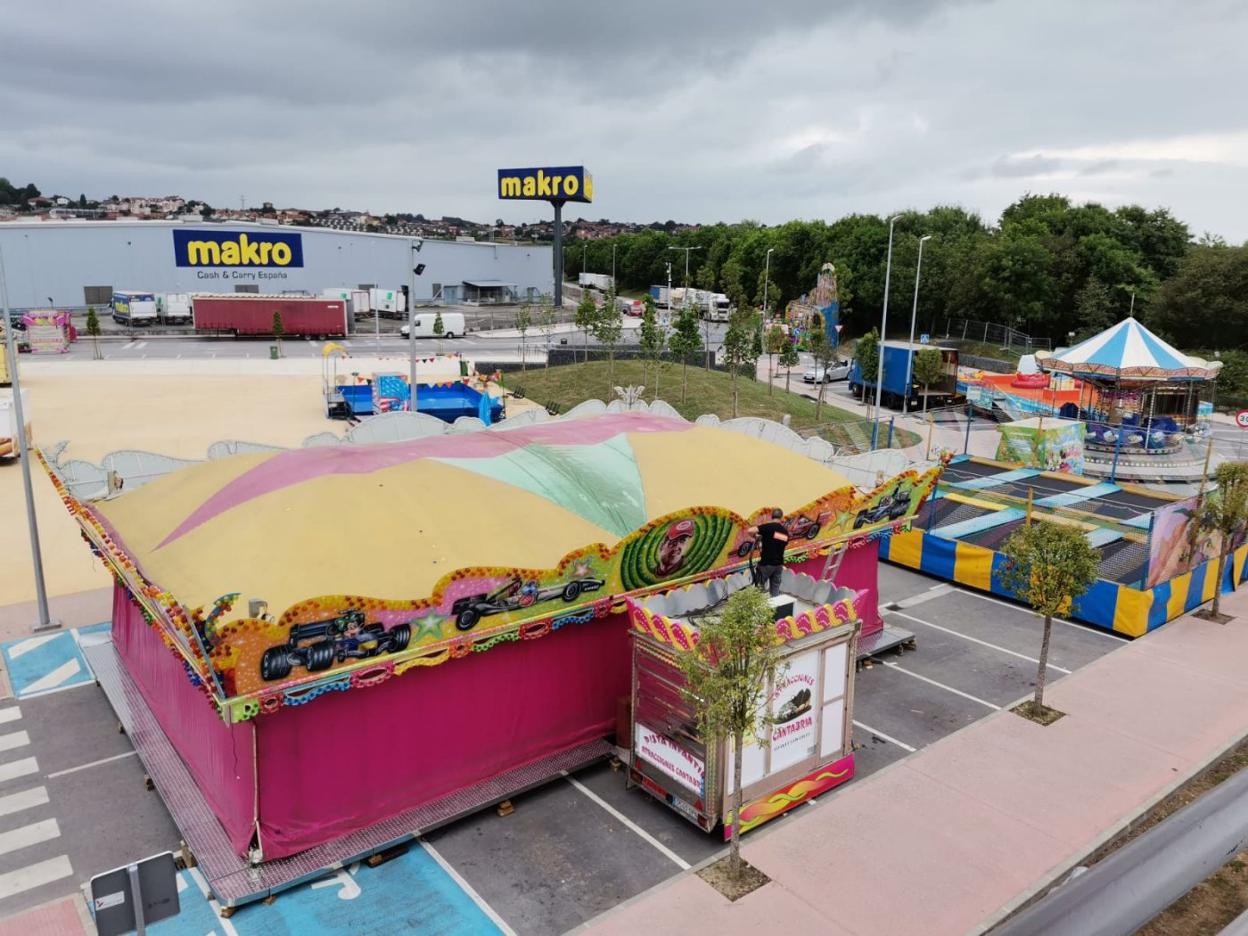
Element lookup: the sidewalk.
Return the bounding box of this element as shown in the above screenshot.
[584,589,1248,935]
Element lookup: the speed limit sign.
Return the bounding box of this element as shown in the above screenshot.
[1236,410,1248,428]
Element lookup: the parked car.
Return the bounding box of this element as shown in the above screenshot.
[451,576,605,631]
[802,361,851,383]
[259,610,412,681]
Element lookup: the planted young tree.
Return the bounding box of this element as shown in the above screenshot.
[514,304,532,372]
[722,308,759,418]
[537,294,557,371]
[677,586,784,881]
[912,347,945,414]
[591,292,623,392]
[1198,462,1248,621]
[575,292,597,364]
[639,297,667,400]
[764,324,788,397]
[433,309,446,355]
[853,328,880,407]
[807,327,832,421]
[999,521,1100,718]
[85,306,102,360]
[272,311,284,358]
[779,339,800,396]
[668,306,703,407]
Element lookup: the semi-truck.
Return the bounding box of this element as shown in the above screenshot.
[157,293,192,325]
[322,288,372,319]
[370,288,407,319]
[191,295,348,338]
[111,291,159,326]
[578,273,614,292]
[848,340,960,409]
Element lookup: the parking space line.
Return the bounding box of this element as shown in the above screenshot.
[0,732,31,754]
[5,636,61,660]
[0,709,19,726]
[882,662,1001,710]
[419,839,517,936]
[0,759,39,784]
[46,751,136,779]
[853,720,917,753]
[885,609,1072,674]
[562,773,692,871]
[950,588,1129,641]
[0,787,49,819]
[0,818,60,858]
[0,855,73,900]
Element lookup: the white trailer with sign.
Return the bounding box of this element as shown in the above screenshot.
[626,569,860,838]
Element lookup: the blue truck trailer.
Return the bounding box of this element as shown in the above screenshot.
[849,340,959,410]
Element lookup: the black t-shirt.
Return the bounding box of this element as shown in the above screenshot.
[757,521,787,565]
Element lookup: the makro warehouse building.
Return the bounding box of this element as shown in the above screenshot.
[0,220,553,310]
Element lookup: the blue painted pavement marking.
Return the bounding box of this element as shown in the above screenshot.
[148,847,504,936]
[1,630,94,699]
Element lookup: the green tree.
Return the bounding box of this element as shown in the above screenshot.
[1153,246,1248,351]
[639,297,666,399]
[514,304,531,372]
[85,306,102,360]
[912,347,944,414]
[433,308,446,355]
[591,290,623,392]
[271,311,284,358]
[575,292,598,364]
[677,587,784,879]
[722,308,760,418]
[764,325,788,397]
[779,339,800,396]
[852,328,880,407]
[1072,277,1118,342]
[999,521,1100,711]
[537,294,558,371]
[1198,462,1248,620]
[807,327,839,421]
[668,306,703,406]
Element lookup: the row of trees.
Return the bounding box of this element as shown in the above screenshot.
[565,195,1241,351]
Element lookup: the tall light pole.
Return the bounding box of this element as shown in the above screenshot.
[408,241,420,413]
[668,246,702,305]
[611,243,616,291]
[762,247,774,319]
[903,235,932,414]
[0,246,59,633]
[873,214,902,436]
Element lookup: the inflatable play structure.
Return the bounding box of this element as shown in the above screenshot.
[881,455,1248,636]
[51,409,938,906]
[784,262,841,347]
[22,310,71,354]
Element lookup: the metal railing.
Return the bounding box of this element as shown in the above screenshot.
[935,318,1052,353]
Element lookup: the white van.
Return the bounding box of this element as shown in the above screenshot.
[400,312,465,338]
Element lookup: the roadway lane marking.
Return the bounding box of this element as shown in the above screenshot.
[0,758,39,784]
[20,660,82,696]
[882,662,1001,710]
[133,341,147,350]
[0,855,73,900]
[121,340,137,350]
[0,787,48,819]
[5,636,60,660]
[949,588,1130,641]
[419,839,518,936]
[562,772,692,870]
[889,583,955,609]
[0,708,19,726]
[853,720,917,753]
[0,732,30,754]
[0,818,60,857]
[46,751,136,779]
[885,609,1072,674]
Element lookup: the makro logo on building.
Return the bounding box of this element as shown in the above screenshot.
[497,166,592,203]
[173,229,304,268]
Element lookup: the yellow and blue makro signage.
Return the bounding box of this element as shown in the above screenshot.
[173,229,304,268]
[497,166,593,203]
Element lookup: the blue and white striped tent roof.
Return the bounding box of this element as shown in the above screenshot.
[1037,317,1220,381]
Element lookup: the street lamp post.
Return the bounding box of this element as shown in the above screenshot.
[763,247,774,319]
[611,243,617,291]
[873,215,902,444]
[408,241,419,413]
[903,235,932,414]
[0,246,59,633]
[667,245,702,303]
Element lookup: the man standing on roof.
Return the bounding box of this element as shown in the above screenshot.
[748,508,789,597]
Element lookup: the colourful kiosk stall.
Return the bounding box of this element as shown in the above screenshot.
[50,411,939,907]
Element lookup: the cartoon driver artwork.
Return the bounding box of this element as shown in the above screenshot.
[656,519,696,577]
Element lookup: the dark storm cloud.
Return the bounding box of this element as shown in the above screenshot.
[1,0,1245,238]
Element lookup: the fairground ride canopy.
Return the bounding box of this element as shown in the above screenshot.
[59,412,940,722]
[1036,317,1221,381]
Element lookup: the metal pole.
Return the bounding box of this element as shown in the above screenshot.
[1,247,58,633]
[763,248,773,320]
[874,215,900,426]
[903,235,931,414]
[552,201,564,310]
[611,243,616,290]
[408,243,417,411]
[128,863,146,936]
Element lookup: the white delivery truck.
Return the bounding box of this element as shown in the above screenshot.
[370,288,407,319]
[323,288,373,319]
[111,291,159,326]
[578,272,614,292]
[400,312,466,338]
[157,293,192,325]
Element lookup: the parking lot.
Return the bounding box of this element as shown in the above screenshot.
[0,562,1126,934]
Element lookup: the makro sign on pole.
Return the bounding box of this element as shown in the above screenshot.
[172,229,304,268]
[497,166,593,203]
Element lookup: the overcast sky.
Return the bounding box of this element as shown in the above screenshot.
[3,0,1245,239]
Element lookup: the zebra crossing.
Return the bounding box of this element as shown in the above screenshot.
[0,703,73,913]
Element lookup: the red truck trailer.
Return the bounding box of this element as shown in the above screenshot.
[191,295,348,338]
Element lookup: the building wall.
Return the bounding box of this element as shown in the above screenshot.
[0,221,553,308]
